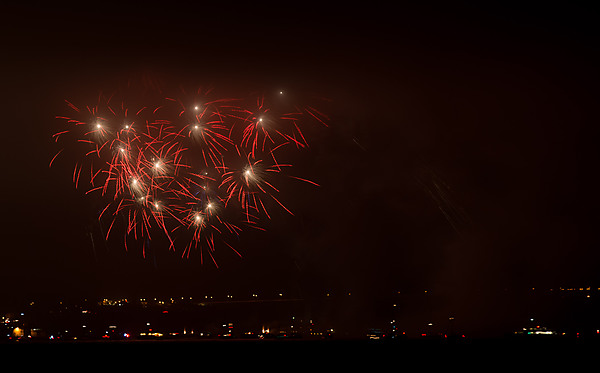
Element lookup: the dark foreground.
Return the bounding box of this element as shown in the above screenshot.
[4,336,598,365]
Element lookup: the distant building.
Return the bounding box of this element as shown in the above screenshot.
[12,327,24,338]
[366,328,384,340]
[515,326,556,336]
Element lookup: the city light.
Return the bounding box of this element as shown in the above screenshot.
[8,287,600,342]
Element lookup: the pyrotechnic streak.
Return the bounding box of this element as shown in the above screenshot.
[52,86,327,265]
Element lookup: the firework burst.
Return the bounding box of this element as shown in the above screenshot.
[52,85,328,266]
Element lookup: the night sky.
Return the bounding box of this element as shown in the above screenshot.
[1,3,598,333]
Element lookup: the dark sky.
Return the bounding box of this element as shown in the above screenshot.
[1,2,598,327]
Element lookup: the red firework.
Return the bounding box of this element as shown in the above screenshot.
[51,86,328,266]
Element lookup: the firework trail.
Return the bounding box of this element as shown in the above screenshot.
[52,86,328,266]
